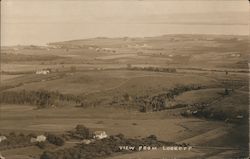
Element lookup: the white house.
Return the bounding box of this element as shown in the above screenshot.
[81,139,95,144]
[37,135,46,142]
[0,154,5,159]
[93,131,108,140]
[0,136,7,143]
[30,135,46,143]
[236,115,244,119]
[36,69,50,75]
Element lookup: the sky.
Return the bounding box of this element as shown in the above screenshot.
[1,0,249,46]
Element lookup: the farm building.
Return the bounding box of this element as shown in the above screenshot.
[93,131,108,139]
[0,154,5,159]
[82,139,94,144]
[30,135,46,143]
[0,136,7,143]
[236,115,244,119]
[36,69,51,75]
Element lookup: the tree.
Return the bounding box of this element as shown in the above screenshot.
[147,135,157,141]
[139,105,146,113]
[127,64,132,69]
[75,125,93,139]
[70,66,76,72]
[36,142,46,149]
[115,133,125,140]
[123,93,130,101]
[47,134,64,146]
[40,151,56,159]
[224,88,229,95]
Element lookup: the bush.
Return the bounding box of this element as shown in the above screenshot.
[0,132,31,149]
[74,125,93,139]
[28,133,37,138]
[40,151,56,159]
[0,90,83,109]
[36,142,46,149]
[40,132,173,159]
[147,135,157,141]
[47,134,64,146]
[115,133,125,140]
[139,105,146,112]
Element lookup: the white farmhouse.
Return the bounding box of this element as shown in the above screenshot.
[0,136,7,143]
[30,135,46,143]
[36,69,50,75]
[93,131,108,140]
[82,139,94,144]
[0,154,5,159]
[37,135,46,142]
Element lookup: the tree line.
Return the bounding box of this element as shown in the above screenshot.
[0,132,32,150]
[0,132,66,151]
[111,84,205,112]
[40,133,175,159]
[128,66,177,73]
[0,90,83,108]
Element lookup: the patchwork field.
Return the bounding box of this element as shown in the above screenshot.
[0,34,248,159]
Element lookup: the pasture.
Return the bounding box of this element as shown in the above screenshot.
[0,34,248,159]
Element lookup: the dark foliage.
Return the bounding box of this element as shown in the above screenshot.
[0,90,83,108]
[47,134,64,146]
[36,142,46,149]
[128,66,177,73]
[134,85,204,112]
[0,132,33,150]
[40,134,175,159]
[68,125,93,139]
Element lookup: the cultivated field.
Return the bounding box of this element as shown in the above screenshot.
[0,34,248,159]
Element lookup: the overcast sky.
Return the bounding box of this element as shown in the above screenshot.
[1,0,249,46]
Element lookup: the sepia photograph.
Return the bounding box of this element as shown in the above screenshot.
[0,0,249,158]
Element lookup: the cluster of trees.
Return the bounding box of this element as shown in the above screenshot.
[135,85,205,112]
[40,133,175,159]
[46,134,65,146]
[0,132,66,150]
[0,132,34,150]
[182,107,248,123]
[133,95,165,112]
[68,125,93,139]
[128,66,177,73]
[0,90,83,108]
[36,142,46,149]
[110,84,205,112]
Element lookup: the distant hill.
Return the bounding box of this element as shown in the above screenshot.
[47,34,248,49]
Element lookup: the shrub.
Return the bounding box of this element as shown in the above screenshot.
[40,132,174,159]
[139,105,146,112]
[40,151,56,159]
[47,134,64,146]
[115,133,125,140]
[0,90,83,109]
[28,133,37,138]
[74,125,93,139]
[147,135,157,141]
[36,142,46,149]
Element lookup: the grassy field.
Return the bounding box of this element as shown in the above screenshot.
[0,34,248,159]
[3,70,218,96]
[0,104,229,154]
[0,105,245,159]
[171,88,225,105]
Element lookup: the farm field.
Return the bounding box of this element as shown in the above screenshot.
[4,70,217,95]
[0,105,247,158]
[0,34,249,159]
